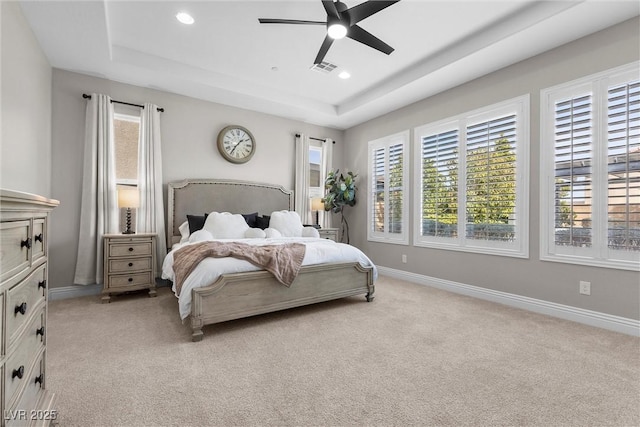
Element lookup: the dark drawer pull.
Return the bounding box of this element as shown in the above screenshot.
[128,247,134,252]
[21,237,32,249]
[12,366,24,380]
[35,233,43,242]
[128,262,133,267]
[128,278,133,283]
[38,280,47,290]
[15,302,27,316]
[36,326,45,337]
[35,374,44,386]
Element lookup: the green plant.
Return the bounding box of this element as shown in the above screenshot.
[322,169,357,243]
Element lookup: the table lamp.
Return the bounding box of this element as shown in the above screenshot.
[118,187,139,234]
[311,197,324,228]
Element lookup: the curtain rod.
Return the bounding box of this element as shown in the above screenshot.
[82,93,164,112]
[295,133,336,144]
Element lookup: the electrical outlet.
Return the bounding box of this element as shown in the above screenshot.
[579,281,591,295]
[402,254,407,263]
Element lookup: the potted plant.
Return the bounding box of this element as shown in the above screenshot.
[322,169,357,243]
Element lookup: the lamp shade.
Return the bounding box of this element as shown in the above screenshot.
[118,187,139,208]
[311,197,324,211]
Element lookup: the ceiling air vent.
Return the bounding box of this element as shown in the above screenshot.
[310,61,337,74]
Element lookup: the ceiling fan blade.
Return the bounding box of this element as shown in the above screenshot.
[314,35,334,64]
[258,18,326,25]
[321,0,340,19]
[347,1,400,25]
[347,25,394,55]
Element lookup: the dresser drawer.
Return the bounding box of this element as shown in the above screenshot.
[0,220,31,282]
[7,350,48,427]
[109,257,151,273]
[108,241,152,258]
[107,271,153,289]
[4,309,45,409]
[32,218,46,263]
[7,265,46,348]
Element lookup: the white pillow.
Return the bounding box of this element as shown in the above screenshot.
[264,227,282,238]
[202,212,249,239]
[301,227,320,238]
[188,229,213,243]
[269,210,303,237]
[178,221,190,243]
[244,228,266,239]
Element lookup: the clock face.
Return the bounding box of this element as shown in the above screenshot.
[217,125,255,164]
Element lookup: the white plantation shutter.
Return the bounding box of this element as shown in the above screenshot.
[466,114,517,242]
[372,147,385,233]
[541,63,639,270]
[553,94,593,248]
[607,80,640,252]
[420,129,458,237]
[414,95,528,257]
[368,131,409,244]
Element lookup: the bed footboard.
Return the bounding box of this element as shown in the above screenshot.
[190,262,374,341]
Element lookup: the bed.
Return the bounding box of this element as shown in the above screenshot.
[163,179,376,341]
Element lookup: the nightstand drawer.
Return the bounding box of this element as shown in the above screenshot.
[109,242,152,258]
[109,258,152,273]
[0,220,31,282]
[107,272,153,289]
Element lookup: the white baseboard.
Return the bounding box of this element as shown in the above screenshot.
[377,266,640,337]
[48,284,101,301]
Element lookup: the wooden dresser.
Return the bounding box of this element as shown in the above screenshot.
[102,233,157,303]
[0,189,59,426]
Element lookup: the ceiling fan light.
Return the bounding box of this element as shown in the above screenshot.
[327,23,347,39]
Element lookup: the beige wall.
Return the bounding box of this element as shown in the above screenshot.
[49,70,344,289]
[344,18,640,320]
[0,2,52,196]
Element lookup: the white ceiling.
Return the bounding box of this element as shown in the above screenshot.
[19,0,639,130]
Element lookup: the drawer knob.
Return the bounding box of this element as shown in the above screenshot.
[128,247,134,252]
[14,302,27,316]
[35,233,43,243]
[38,280,47,290]
[128,262,133,267]
[36,326,45,337]
[128,278,133,283]
[35,374,44,386]
[21,237,32,249]
[12,366,24,380]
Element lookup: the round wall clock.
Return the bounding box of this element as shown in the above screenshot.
[216,125,256,164]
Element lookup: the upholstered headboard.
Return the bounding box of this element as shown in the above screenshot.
[167,179,294,247]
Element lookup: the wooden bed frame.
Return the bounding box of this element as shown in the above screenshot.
[167,179,375,341]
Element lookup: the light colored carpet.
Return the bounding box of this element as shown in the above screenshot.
[47,276,639,427]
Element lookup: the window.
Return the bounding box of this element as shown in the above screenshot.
[114,112,140,186]
[414,96,529,257]
[367,131,409,244]
[309,144,323,198]
[541,63,639,270]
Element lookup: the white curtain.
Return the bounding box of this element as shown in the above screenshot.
[294,133,311,223]
[320,138,334,228]
[137,103,167,273]
[74,93,118,285]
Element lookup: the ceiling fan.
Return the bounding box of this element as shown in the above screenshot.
[258,0,400,65]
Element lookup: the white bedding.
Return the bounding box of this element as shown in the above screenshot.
[162,237,378,320]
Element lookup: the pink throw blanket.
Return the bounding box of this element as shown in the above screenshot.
[172,241,306,296]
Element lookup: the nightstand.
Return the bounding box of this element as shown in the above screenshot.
[318,228,339,242]
[102,233,157,303]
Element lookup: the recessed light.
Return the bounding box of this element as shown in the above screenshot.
[338,71,351,79]
[176,12,194,25]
